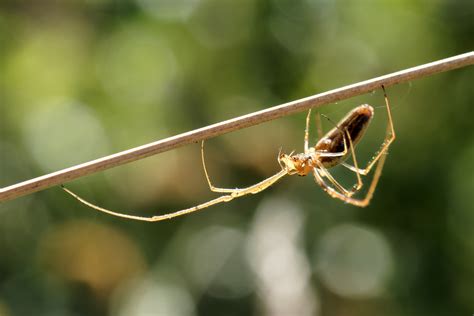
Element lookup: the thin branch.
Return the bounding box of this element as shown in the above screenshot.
[1,52,473,202]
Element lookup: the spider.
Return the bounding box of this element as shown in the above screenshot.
[62,86,395,222]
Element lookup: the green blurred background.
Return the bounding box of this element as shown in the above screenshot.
[1,1,473,315]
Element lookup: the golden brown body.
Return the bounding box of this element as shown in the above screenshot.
[278,104,374,176]
[278,88,394,208]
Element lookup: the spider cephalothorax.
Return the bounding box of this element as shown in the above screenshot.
[279,153,314,176]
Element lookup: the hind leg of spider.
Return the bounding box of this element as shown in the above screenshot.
[342,85,395,176]
[63,142,289,222]
[201,140,240,193]
[63,167,288,222]
[201,140,286,194]
[313,151,387,207]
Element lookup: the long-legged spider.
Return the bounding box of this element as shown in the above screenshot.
[62,86,395,222]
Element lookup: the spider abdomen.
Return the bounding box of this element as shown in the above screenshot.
[316,104,374,168]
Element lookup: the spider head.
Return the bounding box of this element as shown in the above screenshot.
[278,152,312,176]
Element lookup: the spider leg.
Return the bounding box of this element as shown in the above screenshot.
[315,130,348,158]
[315,129,363,197]
[306,108,349,159]
[313,152,387,207]
[315,112,324,140]
[317,167,350,195]
[62,169,288,222]
[309,132,349,192]
[342,85,396,176]
[304,109,311,152]
[345,128,363,192]
[201,140,270,194]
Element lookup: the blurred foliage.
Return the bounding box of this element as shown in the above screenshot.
[1,1,474,315]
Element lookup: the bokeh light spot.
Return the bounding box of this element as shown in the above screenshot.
[4,19,88,110]
[113,277,195,316]
[22,99,109,171]
[186,225,253,299]
[95,24,177,105]
[246,197,319,316]
[39,220,146,299]
[314,223,393,298]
